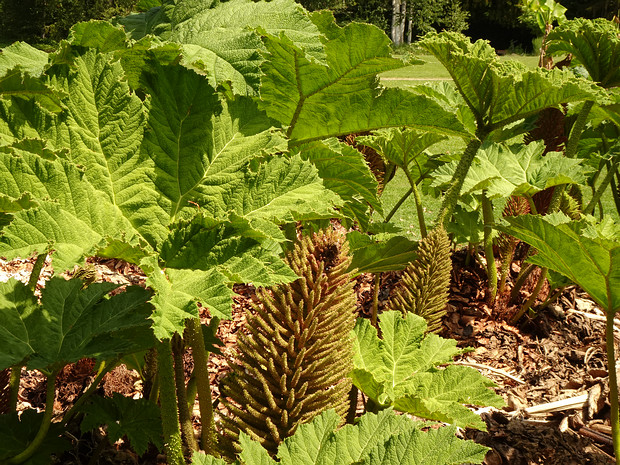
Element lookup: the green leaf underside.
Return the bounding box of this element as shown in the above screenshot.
[419,32,600,130]
[0,278,151,371]
[501,214,620,313]
[432,141,590,199]
[234,409,488,465]
[346,232,418,275]
[260,22,467,143]
[352,311,503,428]
[80,393,163,455]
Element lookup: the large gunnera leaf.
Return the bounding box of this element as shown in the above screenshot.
[0,42,342,340]
[193,409,488,465]
[500,214,620,313]
[0,278,152,371]
[0,144,143,271]
[432,141,590,200]
[352,311,504,429]
[118,0,324,95]
[419,32,601,131]
[80,393,163,455]
[260,20,468,144]
[0,410,70,465]
[546,18,620,89]
[0,42,48,77]
[294,138,381,230]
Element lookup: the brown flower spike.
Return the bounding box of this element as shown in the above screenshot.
[218,229,356,456]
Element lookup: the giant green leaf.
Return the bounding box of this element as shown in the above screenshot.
[260,22,468,144]
[500,214,620,313]
[294,138,381,230]
[0,145,143,270]
[199,155,342,228]
[118,0,324,95]
[364,424,488,465]
[0,38,315,343]
[0,42,48,77]
[142,257,234,339]
[356,129,446,182]
[352,311,503,428]
[80,393,163,455]
[432,141,590,200]
[0,278,151,371]
[395,366,502,429]
[159,215,298,286]
[419,32,601,131]
[136,61,287,226]
[546,18,620,89]
[233,409,488,465]
[346,231,418,275]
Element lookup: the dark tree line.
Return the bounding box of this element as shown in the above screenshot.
[0,0,138,43]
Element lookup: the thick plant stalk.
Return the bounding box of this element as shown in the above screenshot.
[28,253,46,291]
[436,133,486,225]
[611,172,620,216]
[565,100,594,159]
[511,263,537,302]
[402,166,427,238]
[584,159,619,215]
[371,273,381,328]
[8,370,58,464]
[157,339,185,465]
[511,268,547,324]
[172,333,198,452]
[187,317,219,456]
[605,308,620,462]
[481,192,498,303]
[8,253,49,413]
[62,358,119,425]
[7,367,20,413]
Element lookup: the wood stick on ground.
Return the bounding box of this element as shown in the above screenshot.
[525,393,588,415]
[579,426,614,447]
[453,360,526,385]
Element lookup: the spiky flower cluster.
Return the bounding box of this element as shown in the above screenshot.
[388,226,451,333]
[218,229,356,456]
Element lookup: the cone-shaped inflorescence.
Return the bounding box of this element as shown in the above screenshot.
[218,229,356,457]
[388,226,451,333]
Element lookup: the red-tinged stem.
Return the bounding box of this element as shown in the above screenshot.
[157,339,185,465]
[172,333,197,452]
[187,317,219,457]
[481,191,497,304]
[371,273,381,328]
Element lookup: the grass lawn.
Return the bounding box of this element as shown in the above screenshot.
[380,53,539,89]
